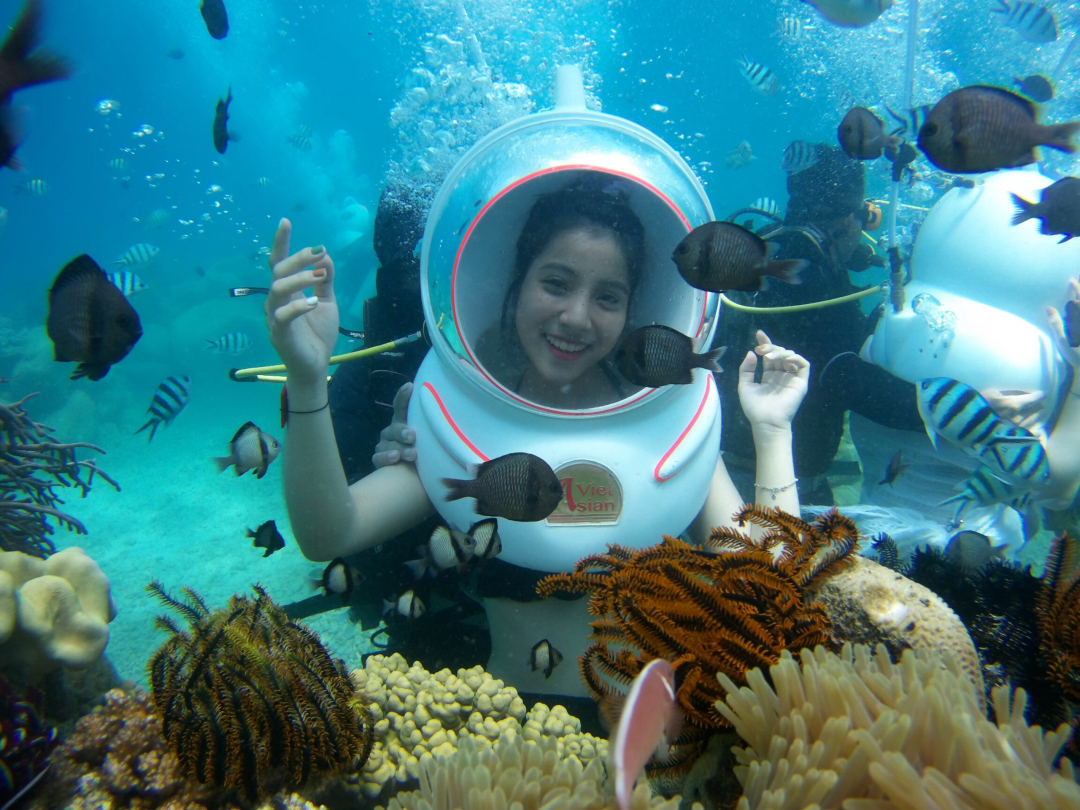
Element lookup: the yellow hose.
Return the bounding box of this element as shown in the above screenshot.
[230,331,422,382]
[719,285,883,314]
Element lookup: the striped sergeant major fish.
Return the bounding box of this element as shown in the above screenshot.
[105,271,148,297]
[916,377,1048,484]
[940,465,1041,535]
[205,331,251,354]
[13,179,48,195]
[136,376,191,442]
[752,197,781,218]
[776,17,812,39]
[993,0,1057,43]
[114,243,159,267]
[738,54,779,97]
[884,103,931,138]
[781,140,818,175]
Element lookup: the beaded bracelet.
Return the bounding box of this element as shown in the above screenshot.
[754,478,799,500]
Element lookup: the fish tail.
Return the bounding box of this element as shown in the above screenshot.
[767,258,807,285]
[1010,193,1038,225]
[211,455,234,473]
[135,418,159,442]
[992,0,1009,12]
[0,1,73,94]
[204,339,218,350]
[440,477,472,502]
[1042,121,1080,154]
[697,345,726,374]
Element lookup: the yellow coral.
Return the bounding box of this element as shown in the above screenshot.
[0,546,113,682]
[379,729,690,810]
[345,654,608,801]
[715,643,1080,810]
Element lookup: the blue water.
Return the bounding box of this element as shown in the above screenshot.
[0,0,1077,686]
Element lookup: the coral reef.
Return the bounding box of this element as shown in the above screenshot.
[0,546,114,683]
[536,507,859,738]
[0,675,55,806]
[337,652,606,801]
[147,582,374,804]
[715,643,1080,810]
[1036,531,1080,703]
[806,555,985,704]
[0,393,118,558]
[378,728,692,810]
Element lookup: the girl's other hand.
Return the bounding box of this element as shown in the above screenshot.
[373,382,417,468]
[737,329,810,434]
[265,218,339,387]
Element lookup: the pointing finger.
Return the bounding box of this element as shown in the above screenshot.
[393,382,414,427]
[270,218,292,267]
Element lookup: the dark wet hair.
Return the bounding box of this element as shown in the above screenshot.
[500,179,646,335]
[786,143,866,227]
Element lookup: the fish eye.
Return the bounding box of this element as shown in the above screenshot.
[676,244,689,254]
[549,481,562,493]
[921,122,938,137]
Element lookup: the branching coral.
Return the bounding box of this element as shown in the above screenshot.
[715,643,1080,810]
[335,652,606,801]
[1036,531,1080,703]
[378,728,693,810]
[536,507,859,740]
[147,582,374,804]
[0,394,118,558]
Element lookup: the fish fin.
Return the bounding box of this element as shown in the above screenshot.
[0,0,73,93]
[699,345,726,374]
[440,477,471,502]
[211,455,233,473]
[938,491,969,507]
[135,418,160,442]
[1043,121,1080,154]
[767,258,807,285]
[1060,234,1075,243]
[985,433,1041,445]
[992,0,1010,12]
[1010,193,1038,225]
[763,239,779,259]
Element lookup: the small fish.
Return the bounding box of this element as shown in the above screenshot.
[13,178,47,195]
[212,421,281,478]
[838,106,901,160]
[310,557,361,601]
[1011,177,1080,243]
[205,331,251,354]
[802,0,894,27]
[940,465,1037,527]
[200,0,228,39]
[738,54,779,96]
[1065,299,1080,347]
[257,176,270,187]
[135,375,191,441]
[0,0,73,169]
[166,47,185,60]
[144,208,169,230]
[442,452,564,523]
[247,519,285,557]
[612,659,683,810]
[1015,74,1054,103]
[296,124,312,137]
[114,243,159,268]
[752,197,780,217]
[943,530,1007,571]
[725,140,756,169]
[616,325,725,388]
[383,590,425,619]
[107,158,127,171]
[428,524,475,570]
[781,140,819,174]
[885,103,932,138]
[878,449,911,486]
[672,221,807,293]
[993,0,1057,42]
[291,201,309,212]
[46,254,143,381]
[528,639,563,679]
[194,266,205,277]
[105,270,147,296]
[213,87,234,155]
[917,85,1080,174]
[777,17,812,39]
[469,518,502,561]
[286,133,312,151]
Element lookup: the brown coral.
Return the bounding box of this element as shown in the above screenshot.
[147,582,374,804]
[1035,531,1080,702]
[536,507,859,741]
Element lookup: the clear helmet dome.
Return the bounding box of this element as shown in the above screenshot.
[419,67,718,416]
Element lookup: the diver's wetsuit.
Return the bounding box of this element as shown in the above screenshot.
[714,227,924,504]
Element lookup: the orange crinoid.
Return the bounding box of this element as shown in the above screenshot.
[1036,531,1080,702]
[536,506,860,731]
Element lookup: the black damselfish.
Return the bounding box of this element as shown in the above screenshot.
[200,0,228,39]
[247,520,285,557]
[46,254,143,380]
[616,325,725,387]
[442,453,564,522]
[212,87,233,154]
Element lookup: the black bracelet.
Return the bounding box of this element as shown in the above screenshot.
[288,401,329,415]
